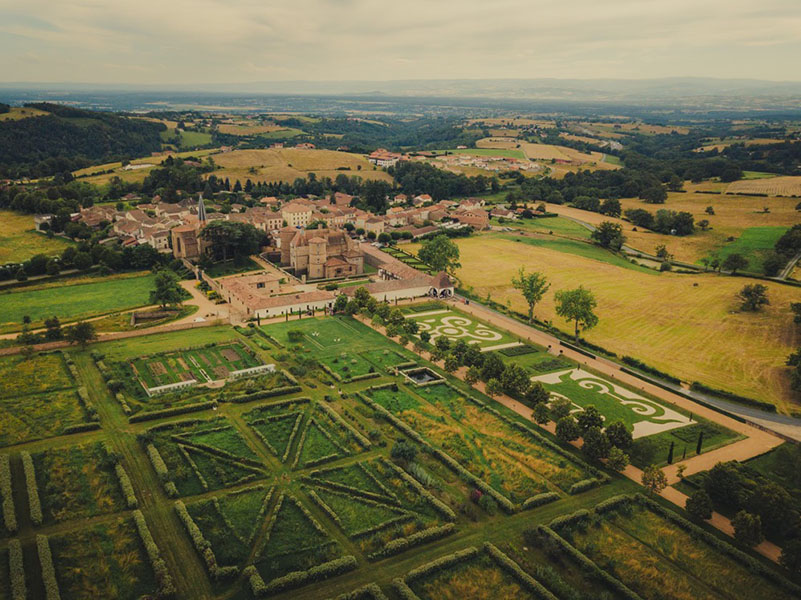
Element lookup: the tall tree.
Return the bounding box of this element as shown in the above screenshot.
[555,286,599,342]
[591,221,626,251]
[200,221,264,262]
[737,284,769,311]
[64,321,97,347]
[150,269,185,308]
[511,268,550,323]
[641,464,668,496]
[418,234,461,274]
[722,253,749,274]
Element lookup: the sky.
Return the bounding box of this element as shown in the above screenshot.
[1,0,800,85]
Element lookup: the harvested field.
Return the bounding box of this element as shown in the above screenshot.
[0,209,72,264]
[443,234,801,411]
[726,176,801,197]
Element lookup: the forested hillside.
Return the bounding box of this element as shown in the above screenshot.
[0,103,165,178]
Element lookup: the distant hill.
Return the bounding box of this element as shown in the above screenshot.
[0,103,166,179]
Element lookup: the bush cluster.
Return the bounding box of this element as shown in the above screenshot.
[368,524,456,560]
[21,452,43,525]
[133,510,176,598]
[37,535,61,600]
[521,492,560,511]
[0,453,17,533]
[175,501,238,581]
[9,538,26,600]
[130,400,217,423]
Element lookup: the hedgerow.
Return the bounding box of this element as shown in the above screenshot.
[224,385,303,404]
[129,400,217,423]
[328,583,389,600]
[174,500,238,581]
[548,509,591,530]
[405,546,480,581]
[316,401,372,449]
[0,453,17,533]
[115,464,138,509]
[537,526,643,600]
[261,555,359,595]
[568,479,601,495]
[368,524,457,560]
[133,509,176,598]
[9,538,26,600]
[521,492,560,511]
[21,451,42,525]
[76,386,98,421]
[484,542,558,600]
[62,422,101,434]
[146,444,178,497]
[37,535,62,600]
[381,459,456,521]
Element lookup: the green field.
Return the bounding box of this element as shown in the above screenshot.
[703,226,789,272]
[492,216,593,239]
[161,129,213,148]
[0,272,157,327]
[0,209,73,264]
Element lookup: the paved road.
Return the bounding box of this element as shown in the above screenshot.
[778,251,801,280]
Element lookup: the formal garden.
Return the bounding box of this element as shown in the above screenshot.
[404,305,520,351]
[0,314,798,599]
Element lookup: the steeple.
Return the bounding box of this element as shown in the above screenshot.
[197,193,207,225]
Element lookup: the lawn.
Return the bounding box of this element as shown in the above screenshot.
[404,307,520,350]
[447,234,801,412]
[702,226,789,272]
[492,216,592,239]
[202,257,262,278]
[0,271,157,328]
[98,326,242,362]
[0,209,72,264]
[49,517,159,600]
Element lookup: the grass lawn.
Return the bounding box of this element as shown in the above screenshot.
[628,420,743,468]
[0,272,157,328]
[0,209,73,264]
[492,216,592,239]
[702,226,789,272]
[98,326,242,362]
[203,257,262,278]
[405,308,520,350]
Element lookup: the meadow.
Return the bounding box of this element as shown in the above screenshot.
[0,271,157,329]
[0,209,72,264]
[438,234,800,411]
[205,148,393,185]
[492,215,592,239]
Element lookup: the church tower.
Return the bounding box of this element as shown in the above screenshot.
[197,193,207,225]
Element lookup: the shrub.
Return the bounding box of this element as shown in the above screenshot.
[115,464,138,509]
[261,555,359,595]
[37,535,61,600]
[133,510,176,597]
[522,492,560,511]
[21,452,42,525]
[0,453,17,533]
[368,524,457,560]
[9,538,26,600]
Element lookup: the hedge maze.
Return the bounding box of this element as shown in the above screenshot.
[0,316,799,599]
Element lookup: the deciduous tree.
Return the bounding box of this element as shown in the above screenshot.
[555,286,599,342]
[511,268,550,323]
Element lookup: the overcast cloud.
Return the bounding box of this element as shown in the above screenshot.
[0,0,800,84]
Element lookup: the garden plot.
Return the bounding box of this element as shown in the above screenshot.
[0,389,94,448]
[396,543,546,600]
[131,342,262,392]
[267,316,388,351]
[305,458,453,557]
[243,398,371,470]
[0,352,73,398]
[144,417,266,497]
[406,309,520,351]
[365,383,594,506]
[534,368,691,438]
[554,499,800,600]
[49,516,160,600]
[32,442,126,524]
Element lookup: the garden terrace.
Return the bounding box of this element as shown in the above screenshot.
[403,307,521,351]
[362,381,599,509]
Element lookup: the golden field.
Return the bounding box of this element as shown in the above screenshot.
[205,148,393,184]
[417,234,801,411]
[726,176,801,197]
[0,106,49,122]
[74,149,221,186]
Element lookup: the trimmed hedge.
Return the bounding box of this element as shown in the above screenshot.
[622,356,682,385]
[548,509,590,530]
[133,509,176,598]
[568,478,601,495]
[382,459,456,521]
[63,422,102,434]
[367,524,456,560]
[257,555,359,596]
[129,400,217,423]
[690,382,776,412]
[175,501,238,581]
[37,535,62,600]
[224,385,303,404]
[76,386,99,421]
[146,444,178,498]
[595,494,633,514]
[405,546,480,581]
[21,452,42,525]
[521,492,560,511]
[328,583,388,600]
[9,538,26,600]
[392,579,420,600]
[317,401,372,449]
[484,542,558,600]
[538,526,643,600]
[0,453,17,533]
[115,464,138,509]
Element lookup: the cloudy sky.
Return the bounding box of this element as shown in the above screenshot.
[1,0,800,84]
